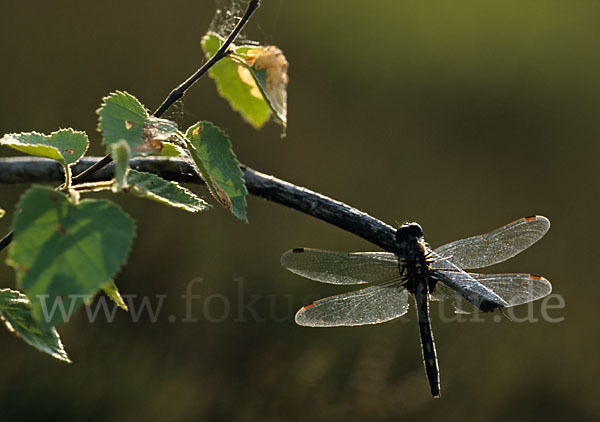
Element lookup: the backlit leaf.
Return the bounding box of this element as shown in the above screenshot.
[110,139,131,191]
[126,169,210,213]
[0,288,70,362]
[7,186,136,325]
[97,91,146,150]
[0,129,89,166]
[101,281,128,311]
[97,91,179,156]
[185,122,247,221]
[201,33,272,129]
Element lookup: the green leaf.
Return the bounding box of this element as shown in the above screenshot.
[101,281,128,311]
[0,288,70,362]
[202,33,272,129]
[7,186,136,325]
[97,91,147,150]
[0,129,89,166]
[110,139,131,191]
[185,122,248,221]
[97,91,181,156]
[126,169,210,213]
[0,208,4,219]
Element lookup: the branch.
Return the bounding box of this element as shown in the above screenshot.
[0,157,399,251]
[71,0,260,185]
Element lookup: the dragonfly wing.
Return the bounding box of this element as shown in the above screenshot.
[430,252,508,312]
[295,281,410,327]
[469,273,552,307]
[281,248,399,285]
[433,215,550,269]
[431,273,552,313]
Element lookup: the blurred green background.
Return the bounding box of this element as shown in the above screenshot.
[0,0,598,420]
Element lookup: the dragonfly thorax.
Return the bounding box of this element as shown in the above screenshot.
[395,223,427,264]
[395,224,432,295]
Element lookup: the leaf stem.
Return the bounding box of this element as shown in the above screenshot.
[70,180,115,193]
[63,164,72,190]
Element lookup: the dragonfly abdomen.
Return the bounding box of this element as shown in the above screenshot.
[414,282,440,398]
[396,223,441,397]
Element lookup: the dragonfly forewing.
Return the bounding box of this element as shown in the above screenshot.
[281,248,399,285]
[295,281,410,327]
[434,215,550,270]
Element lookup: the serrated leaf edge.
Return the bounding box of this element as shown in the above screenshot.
[7,186,137,323]
[184,122,248,221]
[96,90,150,151]
[0,288,71,363]
[127,169,210,213]
[0,128,90,166]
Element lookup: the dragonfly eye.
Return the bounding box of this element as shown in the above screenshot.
[396,222,424,242]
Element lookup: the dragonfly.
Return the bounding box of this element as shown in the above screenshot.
[281,215,552,398]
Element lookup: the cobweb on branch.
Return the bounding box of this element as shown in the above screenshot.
[210,0,254,42]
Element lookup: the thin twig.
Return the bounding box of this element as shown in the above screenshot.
[71,0,260,185]
[0,232,12,252]
[0,157,398,251]
[71,155,113,185]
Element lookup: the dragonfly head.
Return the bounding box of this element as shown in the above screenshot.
[396,222,424,242]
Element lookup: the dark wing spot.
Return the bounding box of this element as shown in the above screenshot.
[292,248,305,253]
